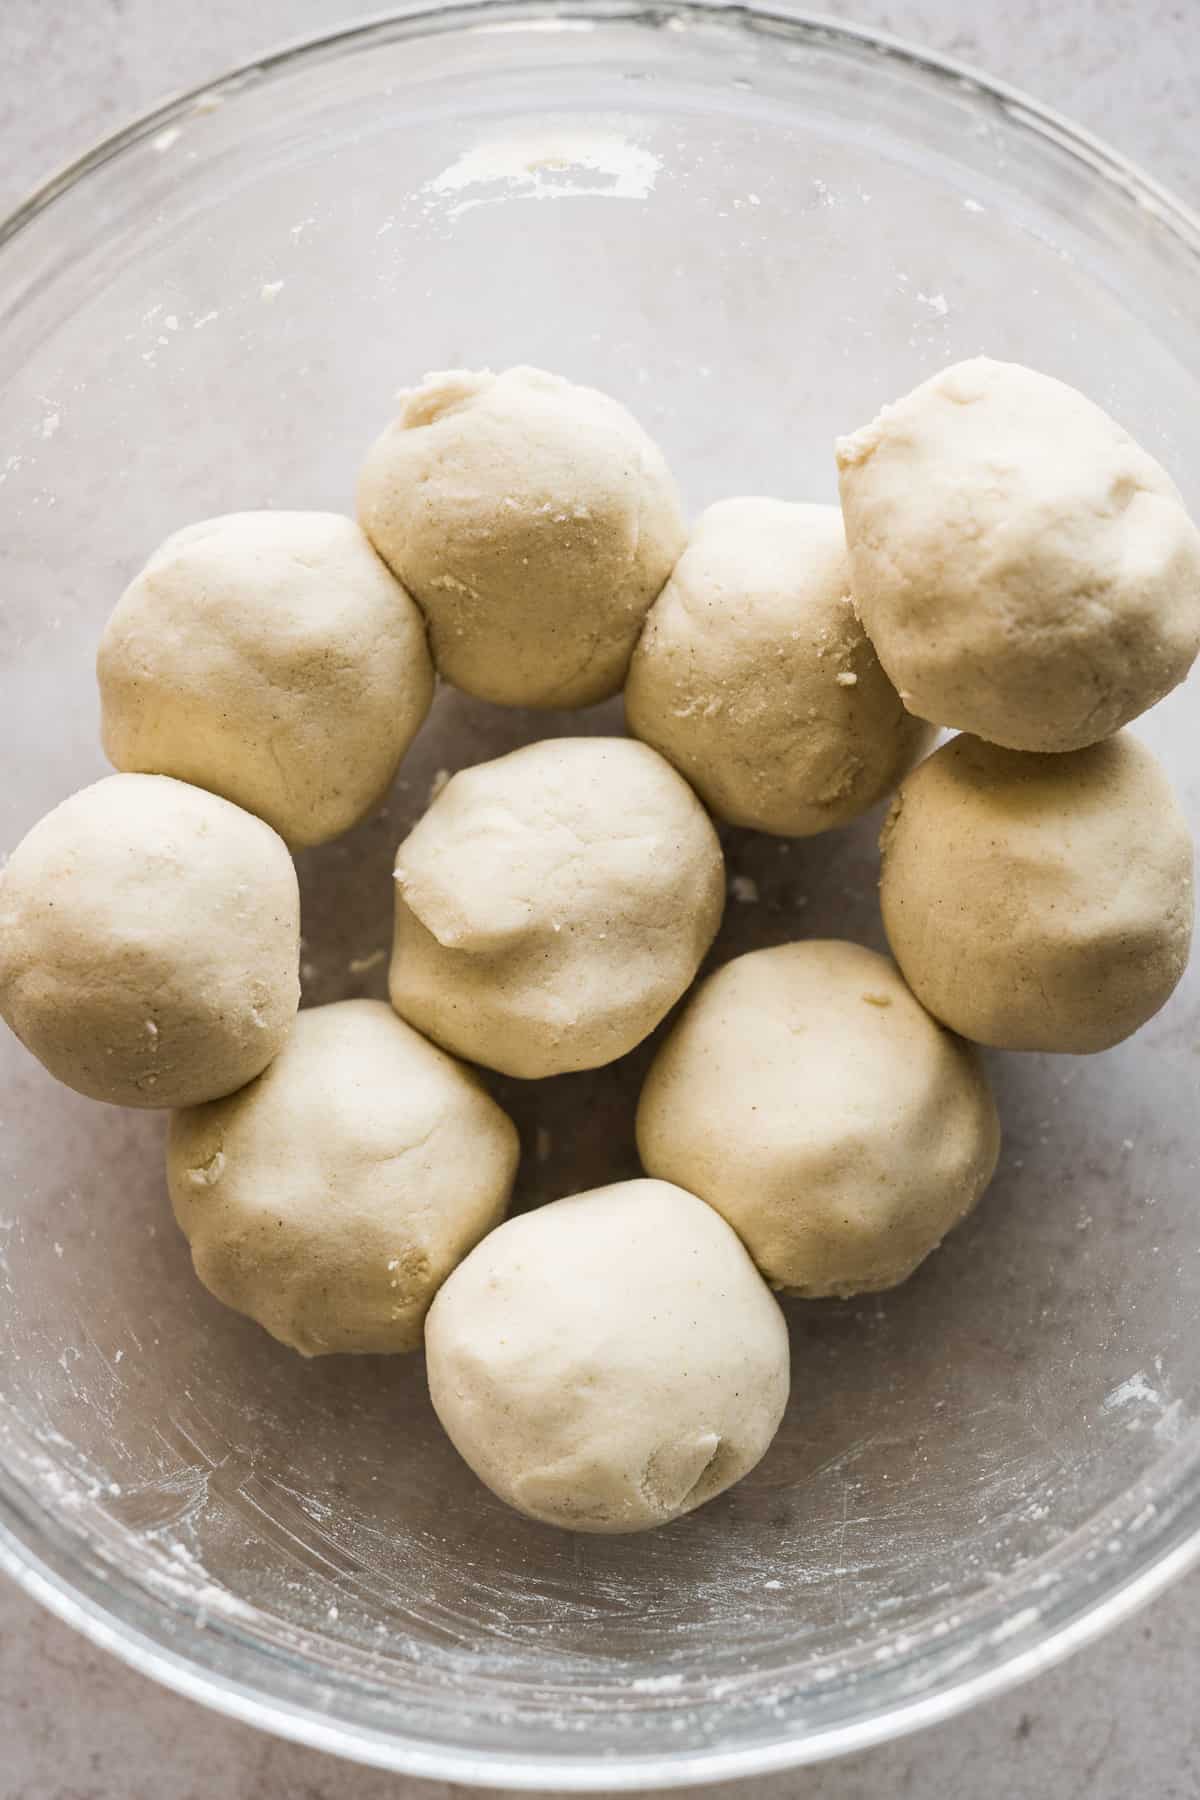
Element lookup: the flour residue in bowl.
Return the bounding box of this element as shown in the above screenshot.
[1102,1361,1188,1444]
[424,132,661,218]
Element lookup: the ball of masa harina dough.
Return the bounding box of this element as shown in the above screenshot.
[425,1179,790,1533]
[625,498,933,835]
[357,366,686,708]
[168,1000,518,1356]
[637,941,1000,1297]
[0,774,299,1108]
[388,737,725,1079]
[836,357,1200,753]
[879,732,1194,1053]
[98,511,434,848]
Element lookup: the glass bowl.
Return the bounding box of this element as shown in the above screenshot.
[3,2,1200,1785]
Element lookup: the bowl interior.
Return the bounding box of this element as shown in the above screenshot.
[2,3,1200,1781]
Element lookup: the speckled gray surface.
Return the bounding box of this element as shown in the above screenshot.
[4,2,1200,1796]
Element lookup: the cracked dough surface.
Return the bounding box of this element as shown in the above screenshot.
[357,365,686,708]
[389,736,725,1078]
[0,774,299,1108]
[98,510,433,848]
[168,999,518,1355]
[837,357,1200,752]
[637,940,999,1297]
[879,731,1194,1053]
[625,497,932,834]
[425,1178,789,1533]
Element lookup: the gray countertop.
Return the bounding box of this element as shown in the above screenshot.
[4,2,1200,1796]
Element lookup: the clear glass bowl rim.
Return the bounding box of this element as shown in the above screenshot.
[3,0,1200,1785]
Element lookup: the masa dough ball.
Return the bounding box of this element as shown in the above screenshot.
[389,737,724,1078]
[0,774,299,1108]
[425,1179,789,1533]
[637,941,999,1297]
[625,498,932,835]
[169,1000,518,1356]
[98,511,434,848]
[357,366,686,708]
[879,732,1194,1053]
[837,358,1200,752]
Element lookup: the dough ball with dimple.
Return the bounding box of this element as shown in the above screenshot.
[836,358,1200,752]
[879,732,1194,1053]
[169,1000,518,1356]
[0,775,299,1108]
[389,737,725,1079]
[98,511,434,848]
[426,1179,789,1533]
[637,941,999,1297]
[357,366,686,708]
[625,498,933,835]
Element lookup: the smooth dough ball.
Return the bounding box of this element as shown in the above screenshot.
[357,366,686,708]
[0,775,299,1107]
[637,941,999,1297]
[836,357,1200,752]
[426,1179,789,1533]
[879,732,1194,1053]
[625,498,932,835]
[98,511,434,848]
[389,737,724,1078]
[169,1000,518,1356]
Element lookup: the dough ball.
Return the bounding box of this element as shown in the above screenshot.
[357,366,686,708]
[637,941,999,1297]
[879,732,1194,1053]
[625,498,933,835]
[98,511,434,848]
[389,737,724,1078]
[0,775,299,1107]
[836,357,1200,752]
[169,1000,518,1356]
[426,1179,789,1533]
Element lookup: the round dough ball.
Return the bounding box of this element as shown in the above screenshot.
[169,1000,518,1356]
[637,941,999,1297]
[98,511,434,848]
[879,732,1194,1053]
[836,357,1200,752]
[389,737,724,1078]
[357,366,686,708]
[625,498,933,835]
[426,1179,789,1533]
[0,774,299,1107]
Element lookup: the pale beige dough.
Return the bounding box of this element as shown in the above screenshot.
[879,732,1194,1053]
[389,736,724,1079]
[425,1179,789,1533]
[0,774,299,1108]
[98,511,434,848]
[357,366,686,708]
[625,498,932,835]
[637,940,999,1297]
[169,1000,518,1356]
[837,357,1200,753]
